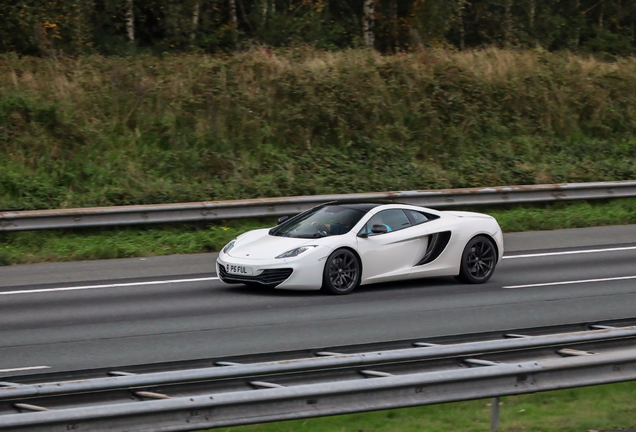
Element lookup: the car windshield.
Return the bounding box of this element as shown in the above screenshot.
[273,206,367,238]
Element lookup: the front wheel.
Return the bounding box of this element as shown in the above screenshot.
[322,249,361,295]
[456,235,497,284]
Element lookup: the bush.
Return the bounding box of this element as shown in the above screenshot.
[1,48,636,211]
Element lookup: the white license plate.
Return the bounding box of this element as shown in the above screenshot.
[226,264,253,276]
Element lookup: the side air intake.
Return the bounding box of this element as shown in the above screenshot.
[415,231,452,266]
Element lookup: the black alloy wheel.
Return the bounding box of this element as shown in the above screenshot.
[322,249,361,295]
[456,235,497,284]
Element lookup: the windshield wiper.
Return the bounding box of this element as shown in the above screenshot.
[290,233,327,238]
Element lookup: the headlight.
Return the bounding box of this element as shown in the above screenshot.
[275,246,317,259]
[222,238,237,254]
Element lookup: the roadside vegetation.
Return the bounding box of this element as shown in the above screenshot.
[3,1,635,58]
[2,48,636,212]
[1,198,636,266]
[207,381,636,432]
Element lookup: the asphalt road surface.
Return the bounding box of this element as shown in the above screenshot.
[2,225,636,377]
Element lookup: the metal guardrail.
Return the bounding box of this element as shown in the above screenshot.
[1,180,636,231]
[1,321,635,431]
[1,326,633,400]
[3,351,636,432]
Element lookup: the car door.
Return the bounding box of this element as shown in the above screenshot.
[356,209,425,284]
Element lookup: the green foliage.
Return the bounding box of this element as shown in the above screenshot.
[1,49,636,211]
[582,27,636,57]
[0,248,11,266]
[484,198,636,232]
[0,1,94,55]
[1,1,636,55]
[0,220,259,265]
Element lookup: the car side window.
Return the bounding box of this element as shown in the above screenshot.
[404,210,429,225]
[361,209,412,235]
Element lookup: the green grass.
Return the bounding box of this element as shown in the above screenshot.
[1,198,636,266]
[1,48,636,211]
[479,198,636,233]
[0,219,265,265]
[205,381,636,432]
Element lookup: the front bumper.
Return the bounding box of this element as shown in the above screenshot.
[493,227,505,262]
[217,265,293,286]
[216,251,327,290]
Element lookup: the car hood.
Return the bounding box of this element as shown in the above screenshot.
[228,229,320,260]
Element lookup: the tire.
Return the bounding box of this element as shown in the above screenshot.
[321,249,361,295]
[456,235,497,284]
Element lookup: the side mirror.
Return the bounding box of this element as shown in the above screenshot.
[277,215,290,225]
[371,224,388,234]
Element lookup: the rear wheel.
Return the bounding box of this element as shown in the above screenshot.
[322,249,361,295]
[456,235,497,284]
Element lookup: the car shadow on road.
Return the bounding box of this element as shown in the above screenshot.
[220,276,461,297]
[220,284,321,297]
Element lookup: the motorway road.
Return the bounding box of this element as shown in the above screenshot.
[1,225,636,377]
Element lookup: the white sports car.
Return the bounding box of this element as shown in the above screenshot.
[217,202,504,294]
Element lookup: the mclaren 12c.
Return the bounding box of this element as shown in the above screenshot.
[217,202,504,294]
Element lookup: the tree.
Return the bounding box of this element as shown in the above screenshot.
[125,0,135,42]
[363,0,375,47]
[229,0,238,44]
[191,1,201,40]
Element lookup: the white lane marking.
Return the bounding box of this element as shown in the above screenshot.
[503,245,636,260]
[504,275,636,289]
[0,277,219,296]
[0,366,50,373]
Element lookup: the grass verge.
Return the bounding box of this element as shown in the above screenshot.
[2,49,636,211]
[1,198,636,266]
[205,381,636,432]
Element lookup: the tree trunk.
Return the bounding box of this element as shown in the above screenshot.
[229,0,238,43]
[237,0,252,31]
[574,0,580,47]
[528,0,536,45]
[409,26,423,50]
[125,0,135,43]
[191,1,200,40]
[632,6,636,47]
[504,0,513,46]
[261,0,268,25]
[528,0,535,29]
[363,0,375,48]
[390,0,398,52]
[457,0,466,51]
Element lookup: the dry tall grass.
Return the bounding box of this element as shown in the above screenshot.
[1,47,635,210]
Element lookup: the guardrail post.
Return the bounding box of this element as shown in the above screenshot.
[490,397,500,431]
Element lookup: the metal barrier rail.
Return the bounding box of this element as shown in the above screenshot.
[1,325,634,400]
[1,322,635,431]
[3,350,636,432]
[1,180,636,231]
